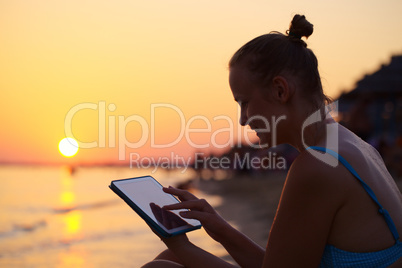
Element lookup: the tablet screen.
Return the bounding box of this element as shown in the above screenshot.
[111,176,201,235]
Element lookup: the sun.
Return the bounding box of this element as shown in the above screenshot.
[58,137,79,158]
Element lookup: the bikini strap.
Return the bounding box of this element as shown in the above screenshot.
[306,146,400,242]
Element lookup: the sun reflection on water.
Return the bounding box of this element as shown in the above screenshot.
[61,191,75,205]
[65,210,82,236]
[57,166,86,267]
[59,167,82,238]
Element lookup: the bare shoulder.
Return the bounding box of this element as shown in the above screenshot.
[286,149,351,197]
[278,149,356,230]
[264,150,349,266]
[289,149,336,177]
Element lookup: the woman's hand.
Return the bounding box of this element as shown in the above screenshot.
[162,186,231,242]
[145,207,190,248]
[163,186,265,268]
[150,202,191,230]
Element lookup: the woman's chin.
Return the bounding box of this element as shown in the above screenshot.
[257,137,270,149]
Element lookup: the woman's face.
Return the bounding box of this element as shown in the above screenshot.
[229,66,285,148]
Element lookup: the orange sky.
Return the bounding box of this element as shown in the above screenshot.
[1,0,402,165]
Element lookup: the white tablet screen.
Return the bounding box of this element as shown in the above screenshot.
[113,176,201,234]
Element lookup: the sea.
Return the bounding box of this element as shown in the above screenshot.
[0,165,227,267]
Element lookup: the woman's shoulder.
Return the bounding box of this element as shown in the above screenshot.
[285,149,351,202]
[285,144,365,203]
[289,148,349,183]
[290,126,381,185]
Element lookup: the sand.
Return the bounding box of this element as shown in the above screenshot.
[196,171,287,248]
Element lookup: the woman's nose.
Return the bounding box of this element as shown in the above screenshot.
[239,108,248,126]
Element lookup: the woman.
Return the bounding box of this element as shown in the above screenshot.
[143,15,402,267]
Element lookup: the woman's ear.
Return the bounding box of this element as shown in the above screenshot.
[271,76,292,103]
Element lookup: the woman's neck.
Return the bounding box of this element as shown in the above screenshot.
[289,107,335,152]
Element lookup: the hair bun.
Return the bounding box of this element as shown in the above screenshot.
[287,14,313,39]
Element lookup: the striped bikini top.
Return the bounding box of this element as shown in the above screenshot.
[306,146,402,268]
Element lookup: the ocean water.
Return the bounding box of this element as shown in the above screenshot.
[0,165,226,267]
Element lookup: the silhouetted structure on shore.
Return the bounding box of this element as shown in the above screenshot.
[338,54,402,177]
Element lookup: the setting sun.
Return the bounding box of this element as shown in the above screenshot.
[58,138,79,158]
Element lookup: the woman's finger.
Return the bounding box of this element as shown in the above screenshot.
[161,207,171,229]
[163,199,213,213]
[179,210,210,222]
[163,186,198,201]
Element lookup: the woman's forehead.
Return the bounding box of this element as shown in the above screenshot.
[229,67,255,97]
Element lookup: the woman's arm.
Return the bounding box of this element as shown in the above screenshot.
[161,235,237,268]
[163,187,265,268]
[262,153,346,267]
[203,217,265,268]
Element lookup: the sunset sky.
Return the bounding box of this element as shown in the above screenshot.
[1,0,402,165]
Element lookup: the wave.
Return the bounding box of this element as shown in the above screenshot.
[0,229,139,257]
[52,199,120,214]
[0,220,47,239]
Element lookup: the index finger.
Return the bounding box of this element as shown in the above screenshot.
[163,199,207,211]
[163,186,198,202]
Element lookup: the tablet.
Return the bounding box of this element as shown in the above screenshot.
[109,175,202,237]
